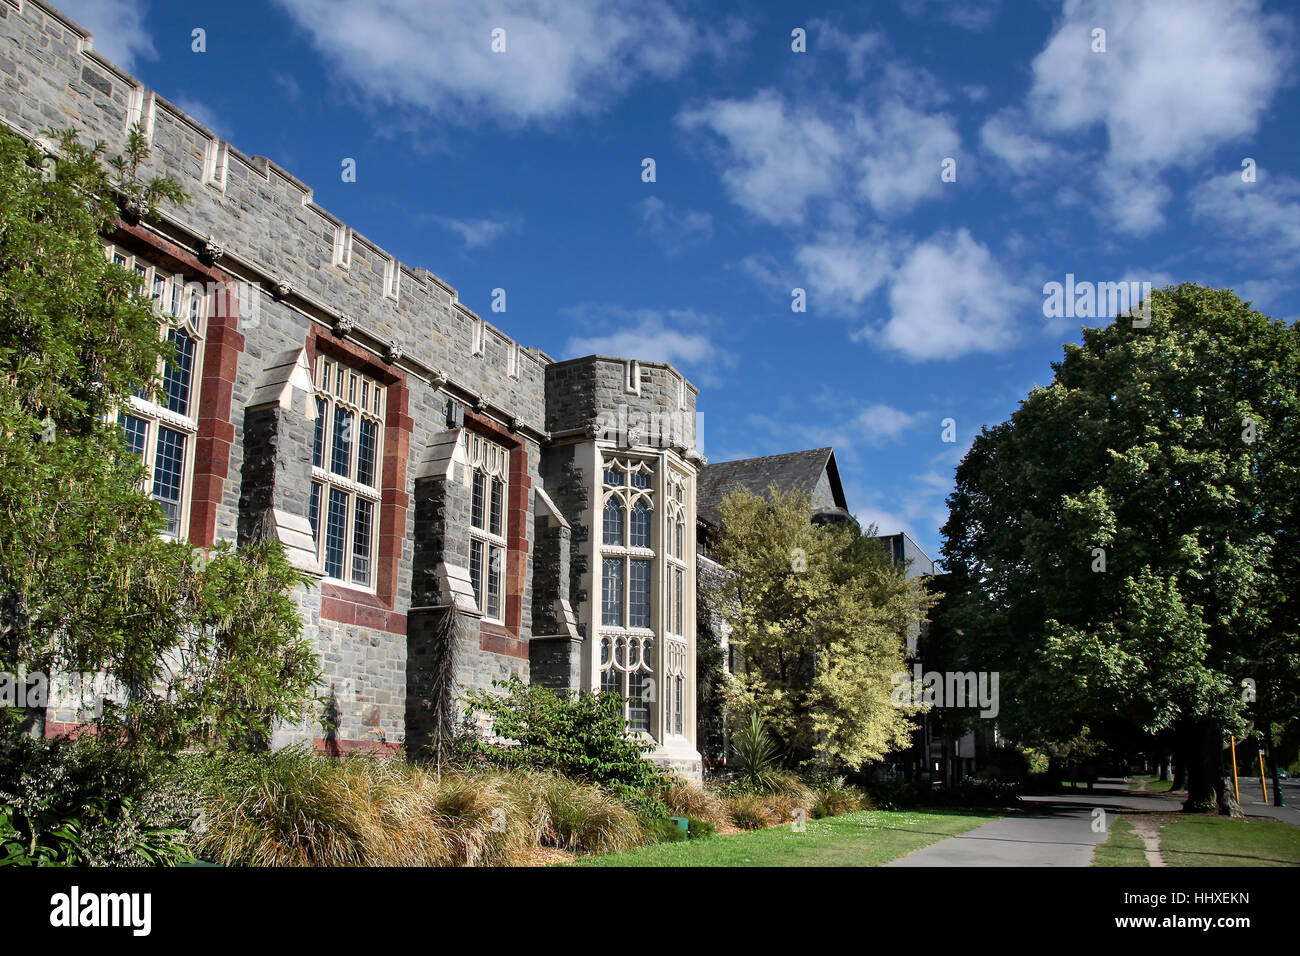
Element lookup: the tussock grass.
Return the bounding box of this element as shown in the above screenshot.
[720,778,872,831]
[657,778,729,829]
[191,749,649,866]
[527,774,645,854]
[813,786,875,818]
[725,793,777,830]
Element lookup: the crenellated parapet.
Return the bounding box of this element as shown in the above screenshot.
[544,355,702,460]
[0,0,547,438]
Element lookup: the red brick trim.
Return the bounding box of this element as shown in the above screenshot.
[306,326,411,632]
[479,620,529,660]
[313,737,402,756]
[462,407,532,646]
[43,721,96,739]
[109,223,245,549]
[320,582,407,633]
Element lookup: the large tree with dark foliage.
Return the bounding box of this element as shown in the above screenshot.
[940,284,1300,813]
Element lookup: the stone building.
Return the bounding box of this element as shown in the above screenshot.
[1,0,703,777]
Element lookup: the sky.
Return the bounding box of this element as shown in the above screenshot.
[60,0,1300,568]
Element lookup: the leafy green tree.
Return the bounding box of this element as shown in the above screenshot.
[0,123,319,751]
[940,284,1300,813]
[712,486,932,771]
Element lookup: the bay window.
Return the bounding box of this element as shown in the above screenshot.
[600,457,655,731]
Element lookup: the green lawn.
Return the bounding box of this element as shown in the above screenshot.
[1091,816,1149,867]
[1160,816,1300,867]
[569,808,998,867]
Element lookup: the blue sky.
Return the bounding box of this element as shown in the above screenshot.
[63,0,1300,567]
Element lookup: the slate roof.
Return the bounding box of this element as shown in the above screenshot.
[696,447,849,528]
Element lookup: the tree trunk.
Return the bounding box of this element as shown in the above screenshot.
[1172,730,1187,791]
[1158,754,1169,782]
[1182,720,1238,815]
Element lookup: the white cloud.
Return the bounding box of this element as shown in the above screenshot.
[978,0,1292,232]
[812,20,885,81]
[274,0,717,125]
[979,108,1058,176]
[794,232,895,312]
[853,101,961,215]
[1095,166,1172,236]
[1191,168,1300,266]
[745,403,920,451]
[851,404,921,444]
[679,88,960,223]
[677,90,845,226]
[1027,0,1288,168]
[868,229,1031,360]
[563,308,725,374]
[432,215,521,249]
[59,0,155,72]
[274,74,302,102]
[637,197,713,251]
[900,0,1002,31]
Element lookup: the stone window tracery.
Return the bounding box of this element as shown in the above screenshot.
[467,432,508,622]
[664,470,689,736]
[600,457,655,731]
[310,354,386,587]
[106,243,206,539]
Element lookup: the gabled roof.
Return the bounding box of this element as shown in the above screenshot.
[696,447,849,528]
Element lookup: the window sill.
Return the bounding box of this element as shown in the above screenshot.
[321,579,382,602]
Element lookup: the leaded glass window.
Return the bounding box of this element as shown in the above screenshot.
[105,243,206,539]
[468,432,509,622]
[311,354,386,587]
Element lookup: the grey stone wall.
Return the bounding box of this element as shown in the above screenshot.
[545,356,698,455]
[2,1,706,758]
[530,517,570,635]
[529,636,582,692]
[539,444,591,635]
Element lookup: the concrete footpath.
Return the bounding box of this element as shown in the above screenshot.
[886,781,1177,867]
[887,777,1298,866]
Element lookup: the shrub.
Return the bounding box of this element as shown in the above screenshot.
[731,711,786,791]
[464,677,665,801]
[0,719,192,866]
[644,816,716,842]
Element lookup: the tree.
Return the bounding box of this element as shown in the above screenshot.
[711,486,932,771]
[0,123,319,751]
[940,284,1300,813]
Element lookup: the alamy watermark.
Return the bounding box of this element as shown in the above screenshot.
[890,665,1000,718]
[1043,275,1151,328]
[0,670,123,715]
